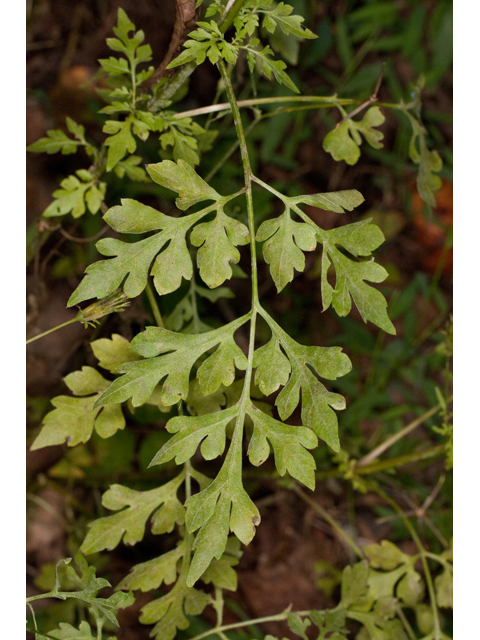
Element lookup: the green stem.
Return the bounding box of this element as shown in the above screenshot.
[189,610,308,640]
[395,603,418,640]
[355,445,446,475]
[219,0,249,34]
[357,397,452,467]
[173,95,401,121]
[293,486,364,560]
[218,59,260,392]
[145,281,164,328]
[367,482,442,640]
[26,317,79,345]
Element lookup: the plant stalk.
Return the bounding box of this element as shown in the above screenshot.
[357,396,452,467]
[145,281,164,328]
[26,318,79,345]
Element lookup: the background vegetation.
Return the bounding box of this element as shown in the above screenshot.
[26,1,452,638]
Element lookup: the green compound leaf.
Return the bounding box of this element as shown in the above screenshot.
[259,311,352,451]
[316,220,396,334]
[323,106,385,165]
[140,580,211,640]
[246,402,317,490]
[81,472,185,555]
[147,159,222,211]
[94,315,250,407]
[43,170,106,218]
[191,210,250,288]
[256,209,317,292]
[30,367,125,450]
[117,540,185,592]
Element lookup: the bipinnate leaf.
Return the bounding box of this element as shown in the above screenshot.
[147,159,221,210]
[117,541,185,592]
[247,402,317,490]
[95,316,249,408]
[68,199,204,306]
[31,367,125,450]
[260,312,351,451]
[191,210,250,288]
[81,472,185,555]
[256,210,316,292]
[317,220,396,334]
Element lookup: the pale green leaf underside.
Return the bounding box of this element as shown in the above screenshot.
[257,313,352,451]
[68,199,202,306]
[31,367,125,450]
[256,210,316,292]
[140,581,210,640]
[95,316,249,407]
[81,473,185,555]
[317,220,395,334]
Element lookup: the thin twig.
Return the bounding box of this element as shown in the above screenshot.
[59,225,109,244]
[357,397,452,467]
[334,61,386,128]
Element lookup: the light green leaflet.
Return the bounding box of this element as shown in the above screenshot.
[323,106,385,165]
[256,309,352,451]
[30,367,125,450]
[68,160,247,306]
[140,579,211,640]
[316,220,396,334]
[81,471,186,555]
[256,187,396,334]
[95,315,249,407]
[256,207,317,292]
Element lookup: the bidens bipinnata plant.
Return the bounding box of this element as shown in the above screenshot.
[27,2,450,640]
